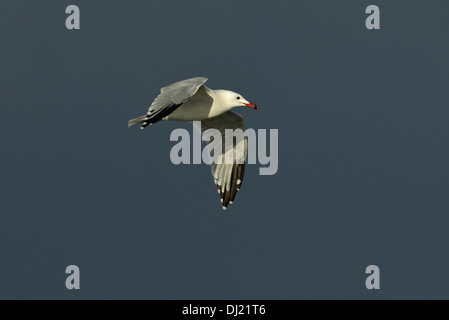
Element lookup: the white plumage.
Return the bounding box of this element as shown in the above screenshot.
[128,77,258,210]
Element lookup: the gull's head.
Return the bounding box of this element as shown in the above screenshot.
[220,90,258,111]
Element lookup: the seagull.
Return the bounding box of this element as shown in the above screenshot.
[128,77,258,210]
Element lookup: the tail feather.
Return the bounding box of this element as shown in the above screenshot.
[128,115,147,128]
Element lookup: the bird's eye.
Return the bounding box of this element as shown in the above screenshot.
[237,96,240,100]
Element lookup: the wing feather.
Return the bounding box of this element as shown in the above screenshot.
[136,77,208,128]
[195,111,247,209]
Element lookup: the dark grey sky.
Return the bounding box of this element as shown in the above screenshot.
[1,0,449,299]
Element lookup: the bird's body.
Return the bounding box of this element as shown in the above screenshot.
[164,87,232,121]
[128,77,258,210]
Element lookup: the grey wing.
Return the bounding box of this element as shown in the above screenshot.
[133,77,208,128]
[194,111,247,210]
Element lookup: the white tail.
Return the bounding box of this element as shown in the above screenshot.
[128,115,147,127]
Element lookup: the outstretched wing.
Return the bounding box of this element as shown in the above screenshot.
[195,111,247,210]
[129,77,208,128]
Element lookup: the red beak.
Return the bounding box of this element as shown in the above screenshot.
[243,102,259,110]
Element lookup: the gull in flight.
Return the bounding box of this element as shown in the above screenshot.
[128,77,258,210]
